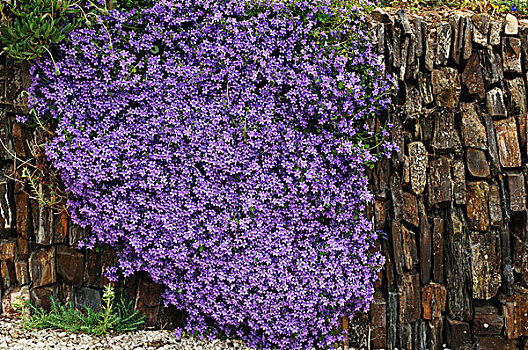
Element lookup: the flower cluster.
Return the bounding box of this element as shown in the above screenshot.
[28,1,395,348]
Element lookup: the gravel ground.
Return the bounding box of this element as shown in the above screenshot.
[0,316,254,350]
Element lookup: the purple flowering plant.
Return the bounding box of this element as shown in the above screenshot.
[27,0,396,348]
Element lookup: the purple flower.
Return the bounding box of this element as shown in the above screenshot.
[27,0,396,348]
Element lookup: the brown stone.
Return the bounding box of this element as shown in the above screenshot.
[56,245,84,287]
[435,22,452,66]
[446,210,473,321]
[3,59,30,114]
[399,323,412,350]
[401,226,418,270]
[36,204,53,246]
[514,230,528,286]
[480,47,502,88]
[408,142,428,195]
[508,173,526,212]
[0,240,16,261]
[54,209,68,244]
[424,23,435,71]
[374,198,386,231]
[478,337,516,350]
[432,218,444,284]
[137,278,162,308]
[473,305,504,336]
[11,122,27,158]
[15,188,30,239]
[391,116,405,167]
[447,318,472,350]
[157,305,186,330]
[402,192,419,227]
[452,159,466,205]
[0,112,13,162]
[487,88,508,118]
[460,103,487,149]
[428,317,444,350]
[29,246,56,288]
[370,292,386,349]
[417,71,434,105]
[466,181,489,231]
[450,14,462,64]
[432,109,455,150]
[403,84,422,115]
[69,224,86,248]
[73,287,102,313]
[419,200,431,284]
[138,304,160,327]
[466,148,490,178]
[1,260,15,289]
[422,283,447,320]
[30,286,55,311]
[402,157,410,189]
[462,16,472,60]
[472,14,489,45]
[506,78,527,116]
[461,53,485,100]
[488,184,503,227]
[101,248,117,286]
[30,199,39,240]
[521,26,528,70]
[0,181,14,237]
[17,236,28,260]
[398,272,421,323]
[373,158,390,197]
[136,278,162,327]
[504,13,518,35]
[15,259,29,285]
[494,117,521,168]
[502,292,528,339]
[429,156,452,208]
[392,25,402,68]
[83,249,102,288]
[432,68,460,109]
[406,34,419,81]
[399,35,409,81]
[502,37,522,74]
[489,20,502,46]
[470,230,501,299]
[520,114,527,150]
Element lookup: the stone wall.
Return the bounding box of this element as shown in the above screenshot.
[368,9,528,350]
[2,8,528,350]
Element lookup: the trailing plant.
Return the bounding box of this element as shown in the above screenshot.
[13,285,145,336]
[27,0,396,348]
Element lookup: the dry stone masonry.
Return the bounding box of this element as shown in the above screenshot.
[369,9,528,350]
[1,7,528,350]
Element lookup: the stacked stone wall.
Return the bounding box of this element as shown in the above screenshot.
[369,10,528,350]
[2,9,528,349]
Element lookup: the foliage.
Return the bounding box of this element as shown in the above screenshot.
[378,0,526,14]
[0,0,82,61]
[13,285,145,336]
[492,0,528,14]
[27,0,396,348]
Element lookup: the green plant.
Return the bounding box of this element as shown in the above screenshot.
[0,0,84,61]
[491,0,528,14]
[13,284,145,336]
